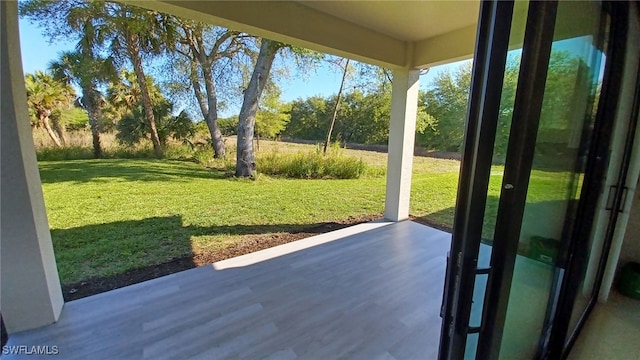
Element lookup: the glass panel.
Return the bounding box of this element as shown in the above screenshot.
[566,10,610,339]
[466,3,528,358]
[498,2,607,359]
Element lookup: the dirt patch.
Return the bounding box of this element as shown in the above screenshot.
[62,214,381,301]
[410,216,453,233]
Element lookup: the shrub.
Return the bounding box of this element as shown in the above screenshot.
[104,144,156,159]
[36,146,94,161]
[257,150,366,179]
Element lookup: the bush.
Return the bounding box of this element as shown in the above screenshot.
[257,150,366,179]
[104,145,157,159]
[37,146,95,161]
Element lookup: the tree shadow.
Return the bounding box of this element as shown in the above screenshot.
[38,159,227,184]
[51,214,370,300]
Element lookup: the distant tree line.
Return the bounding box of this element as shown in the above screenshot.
[273,51,596,158]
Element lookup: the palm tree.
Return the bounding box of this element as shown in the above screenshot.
[48,5,118,158]
[25,71,76,147]
[50,50,116,158]
[107,70,166,117]
[100,2,179,158]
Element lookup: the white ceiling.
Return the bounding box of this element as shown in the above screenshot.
[140,1,481,69]
[300,1,480,42]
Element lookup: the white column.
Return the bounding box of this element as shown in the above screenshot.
[1,1,64,333]
[384,69,420,222]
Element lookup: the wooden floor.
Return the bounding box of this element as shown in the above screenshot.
[5,220,451,360]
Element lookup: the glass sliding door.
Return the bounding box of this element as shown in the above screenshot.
[439,1,627,359]
[496,2,609,358]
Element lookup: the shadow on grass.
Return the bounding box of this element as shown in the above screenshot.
[38,159,226,184]
[52,214,371,300]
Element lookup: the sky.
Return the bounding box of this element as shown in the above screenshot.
[18,16,469,117]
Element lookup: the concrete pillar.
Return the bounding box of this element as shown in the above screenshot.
[1,1,64,333]
[384,69,420,222]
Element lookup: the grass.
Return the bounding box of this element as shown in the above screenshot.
[34,130,374,179]
[36,134,570,285]
[40,148,462,284]
[41,158,391,283]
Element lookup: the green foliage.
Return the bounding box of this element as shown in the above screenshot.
[163,110,195,142]
[36,146,95,161]
[36,142,159,161]
[116,101,195,146]
[25,70,76,128]
[256,87,291,139]
[217,116,239,136]
[60,107,90,131]
[284,85,431,146]
[104,145,157,159]
[106,70,164,124]
[283,96,329,140]
[257,149,366,179]
[416,63,472,152]
[415,51,593,156]
[284,90,394,145]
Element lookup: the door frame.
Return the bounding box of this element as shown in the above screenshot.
[438,1,515,358]
[476,2,559,357]
[552,2,636,358]
[439,1,631,359]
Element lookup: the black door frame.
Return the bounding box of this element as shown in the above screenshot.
[438,1,514,358]
[551,3,635,358]
[476,2,559,358]
[439,1,632,359]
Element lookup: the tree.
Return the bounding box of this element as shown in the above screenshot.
[418,62,473,152]
[172,21,252,158]
[49,50,116,158]
[44,0,118,158]
[116,101,194,146]
[107,70,166,114]
[282,96,329,140]
[20,0,175,157]
[324,58,350,153]
[24,71,76,147]
[234,40,323,176]
[60,106,90,131]
[108,70,189,145]
[105,3,178,158]
[255,86,291,142]
[236,39,286,177]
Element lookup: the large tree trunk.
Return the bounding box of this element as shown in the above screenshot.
[83,86,103,158]
[201,63,226,158]
[126,32,163,158]
[236,39,280,177]
[51,117,66,146]
[42,115,63,147]
[189,59,225,158]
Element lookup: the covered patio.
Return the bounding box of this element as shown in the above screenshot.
[1,0,480,335]
[4,221,450,359]
[3,1,640,359]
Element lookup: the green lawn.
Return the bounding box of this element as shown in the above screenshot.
[42,156,455,284]
[39,145,569,285]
